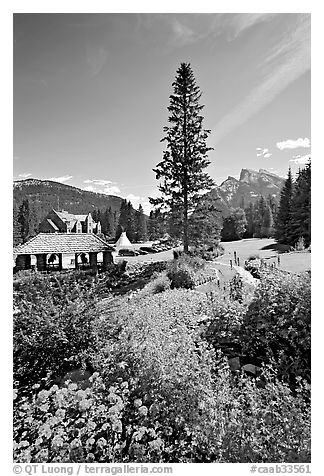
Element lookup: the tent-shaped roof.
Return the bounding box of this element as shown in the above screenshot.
[115,231,133,249]
[14,233,115,255]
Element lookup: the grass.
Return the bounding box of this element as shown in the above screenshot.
[216,238,310,274]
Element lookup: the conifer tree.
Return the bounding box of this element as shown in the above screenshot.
[135,204,147,242]
[189,195,222,249]
[275,168,293,243]
[126,201,136,241]
[261,202,274,238]
[244,202,255,238]
[103,207,115,238]
[150,62,214,252]
[13,204,22,246]
[289,161,311,246]
[147,209,165,241]
[117,200,129,232]
[222,208,247,241]
[18,199,38,242]
[116,200,136,241]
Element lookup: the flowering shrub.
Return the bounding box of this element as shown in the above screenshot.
[13,272,100,389]
[166,261,196,289]
[14,375,130,463]
[198,289,247,363]
[14,365,310,463]
[13,266,311,463]
[166,256,217,289]
[193,243,225,261]
[241,269,311,383]
[137,272,171,297]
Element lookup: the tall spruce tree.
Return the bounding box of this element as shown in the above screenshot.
[117,200,128,232]
[275,168,293,244]
[150,63,214,252]
[244,202,255,238]
[103,206,115,238]
[189,195,222,249]
[261,202,274,238]
[13,204,22,246]
[289,161,311,246]
[18,199,38,242]
[221,208,247,241]
[135,204,148,242]
[147,209,165,241]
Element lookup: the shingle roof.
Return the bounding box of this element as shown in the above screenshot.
[14,233,115,255]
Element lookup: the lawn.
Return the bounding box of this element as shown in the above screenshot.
[217,238,310,274]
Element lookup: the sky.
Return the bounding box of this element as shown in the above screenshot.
[13,13,311,213]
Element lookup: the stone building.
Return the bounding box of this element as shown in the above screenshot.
[13,233,114,272]
[39,209,101,234]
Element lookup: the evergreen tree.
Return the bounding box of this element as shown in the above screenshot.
[254,195,274,238]
[275,168,293,244]
[102,207,115,238]
[117,200,129,232]
[189,195,222,249]
[92,209,98,222]
[13,204,22,246]
[221,208,247,241]
[150,62,214,252]
[135,204,148,242]
[115,224,124,241]
[116,200,136,241]
[267,194,278,217]
[289,161,311,246]
[126,201,136,241]
[244,202,255,238]
[261,202,274,238]
[147,209,165,241]
[18,199,38,242]
[96,209,102,234]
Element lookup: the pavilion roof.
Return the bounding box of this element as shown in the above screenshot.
[14,233,115,255]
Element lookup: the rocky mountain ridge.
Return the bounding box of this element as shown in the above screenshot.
[13,168,285,222]
[13,178,126,222]
[215,168,285,211]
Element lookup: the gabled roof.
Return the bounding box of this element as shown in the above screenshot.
[74,214,88,221]
[53,209,76,222]
[46,219,59,231]
[14,233,115,255]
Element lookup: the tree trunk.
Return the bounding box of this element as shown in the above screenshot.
[182,85,189,253]
[183,179,189,253]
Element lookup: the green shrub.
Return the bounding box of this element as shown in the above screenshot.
[200,290,247,357]
[138,273,171,297]
[217,366,310,463]
[166,255,217,289]
[13,266,311,463]
[13,284,311,463]
[244,259,262,279]
[294,236,306,251]
[14,365,310,463]
[241,269,311,383]
[13,273,99,389]
[194,244,225,261]
[13,375,131,463]
[166,261,196,289]
[247,253,260,260]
